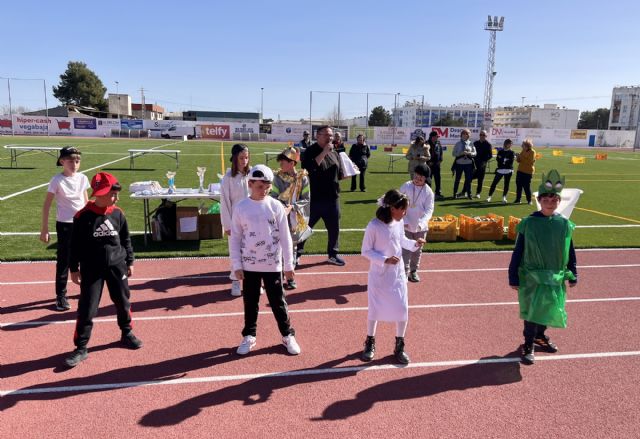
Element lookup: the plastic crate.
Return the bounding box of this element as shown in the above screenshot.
[595,153,608,160]
[570,156,586,164]
[552,150,564,156]
[535,152,543,159]
[459,214,504,241]
[402,147,409,154]
[507,216,521,240]
[427,215,458,242]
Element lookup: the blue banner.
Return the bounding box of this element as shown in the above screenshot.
[121,119,143,129]
[74,118,97,130]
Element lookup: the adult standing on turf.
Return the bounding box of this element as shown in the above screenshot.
[473,130,493,198]
[298,125,346,266]
[405,135,430,179]
[452,129,476,199]
[299,130,312,166]
[426,131,444,200]
[349,133,371,192]
[333,131,347,154]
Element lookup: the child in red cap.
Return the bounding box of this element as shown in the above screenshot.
[64,172,142,368]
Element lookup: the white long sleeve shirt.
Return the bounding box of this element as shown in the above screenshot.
[399,181,435,233]
[230,196,294,273]
[220,169,249,231]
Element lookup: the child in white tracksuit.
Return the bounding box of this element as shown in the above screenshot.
[220,143,251,296]
[399,164,434,283]
[360,189,425,364]
[230,164,300,356]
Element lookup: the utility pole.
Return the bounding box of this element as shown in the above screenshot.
[483,15,505,128]
[140,87,146,120]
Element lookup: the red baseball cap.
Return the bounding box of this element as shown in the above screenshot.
[90,172,119,197]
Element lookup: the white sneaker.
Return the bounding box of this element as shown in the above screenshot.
[282,334,301,355]
[475,193,481,199]
[486,196,492,202]
[260,286,265,295]
[231,280,242,297]
[237,335,256,355]
[502,196,508,204]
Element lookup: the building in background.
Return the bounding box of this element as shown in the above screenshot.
[395,104,487,128]
[108,94,131,118]
[492,104,578,129]
[131,103,164,120]
[609,85,640,130]
[182,111,259,123]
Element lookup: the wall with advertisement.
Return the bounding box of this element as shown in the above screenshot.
[270,123,312,142]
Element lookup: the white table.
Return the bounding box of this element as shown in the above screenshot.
[264,151,282,164]
[5,146,61,167]
[130,188,220,245]
[128,149,181,169]
[386,153,406,172]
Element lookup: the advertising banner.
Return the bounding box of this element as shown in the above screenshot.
[570,129,588,140]
[121,119,143,129]
[74,118,97,130]
[200,124,231,139]
[268,124,312,142]
[373,126,412,144]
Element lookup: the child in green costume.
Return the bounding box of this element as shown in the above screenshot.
[508,169,578,365]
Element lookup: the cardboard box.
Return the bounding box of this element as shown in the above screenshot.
[427,215,458,242]
[459,214,504,241]
[198,213,223,239]
[176,207,199,240]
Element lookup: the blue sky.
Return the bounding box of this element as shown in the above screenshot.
[2,0,638,120]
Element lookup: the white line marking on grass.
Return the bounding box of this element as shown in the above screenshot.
[3,296,639,328]
[0,141,182,201]
[3,224,640,235]
[2,263,640,286]
[2,350,639,396]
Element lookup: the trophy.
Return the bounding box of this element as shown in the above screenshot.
[197,166,207,193]
[166,171,176,194]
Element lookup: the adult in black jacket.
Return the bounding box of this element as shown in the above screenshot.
[348,134,371,192]
[298,125,346,266]
[486,139,516,203]
[426,131,444,200]
[473,130,493,198]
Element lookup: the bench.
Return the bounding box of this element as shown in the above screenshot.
[128,149,181,169]
[5,146,61,167]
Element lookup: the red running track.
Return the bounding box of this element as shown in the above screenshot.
[1,249,640,438]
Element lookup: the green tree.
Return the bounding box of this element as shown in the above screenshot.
[578,108,609,129]
[52,61,108,111]
[368,106,392,126]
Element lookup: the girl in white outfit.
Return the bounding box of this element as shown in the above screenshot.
[360,189,425,364]
[220,144,250,296]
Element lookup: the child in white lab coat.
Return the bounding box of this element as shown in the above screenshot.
[360,189,425,364]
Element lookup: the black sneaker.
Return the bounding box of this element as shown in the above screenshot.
[64,348,88,368]
[121,332,143,349]
[394,337,410,365]
[327,256,346,266]
[56,296,71,311]
[521,343,535,365]
[362,336,375,362]
[408,271,420,283]
[534,335,558,353]
[284,279,297,290]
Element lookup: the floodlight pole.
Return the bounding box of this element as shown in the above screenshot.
[6,78,13,135]
[483,15,505,128]
[260,87,264,123]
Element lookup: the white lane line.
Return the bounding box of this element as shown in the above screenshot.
[0,141,181,201]
[2,350,640,396]
[3,263,640,286]
[3,296,639,328]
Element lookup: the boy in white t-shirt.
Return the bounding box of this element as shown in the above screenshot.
[399,164,434,282]
[40,147,90,311]
[230,164,300,356]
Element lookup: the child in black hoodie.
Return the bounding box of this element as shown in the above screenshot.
[64,172,142,368]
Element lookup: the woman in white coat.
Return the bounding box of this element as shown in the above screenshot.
[220,144,250,296]
[361,189,425,364]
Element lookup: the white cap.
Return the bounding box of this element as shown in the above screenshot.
[248,164,274,182]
